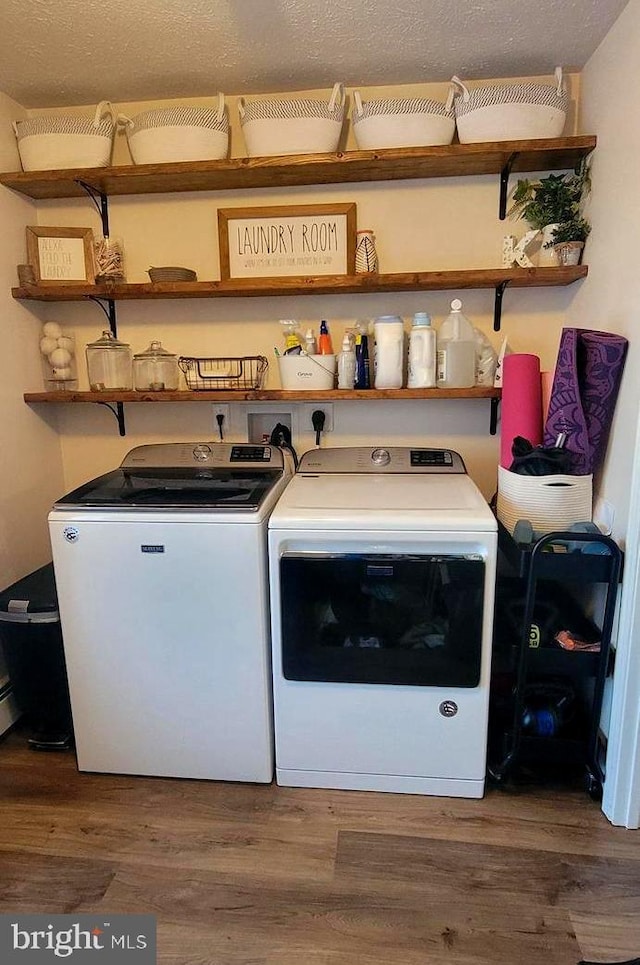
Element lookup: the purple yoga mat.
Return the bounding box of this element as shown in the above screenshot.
[544,328,628,475]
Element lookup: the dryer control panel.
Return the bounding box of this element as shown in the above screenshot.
[298,447,466,474]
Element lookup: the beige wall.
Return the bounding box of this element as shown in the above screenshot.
[0,92,65,587]
[577,0,640,824]
[20,73,581,500]
[569,14,639,541]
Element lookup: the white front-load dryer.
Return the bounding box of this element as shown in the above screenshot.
[268,446,497,798]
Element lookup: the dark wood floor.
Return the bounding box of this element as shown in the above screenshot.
[1,727,639,965]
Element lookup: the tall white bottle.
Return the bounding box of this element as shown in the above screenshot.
[373,315,404,389]
[407,312,436,388]
[436,299,476,388]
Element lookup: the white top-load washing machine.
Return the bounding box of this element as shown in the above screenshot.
[49,442,293,782]
[268,446,497,799]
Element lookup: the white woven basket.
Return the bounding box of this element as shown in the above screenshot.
[119,95,229,164]
[497,466,592,537]
[13,101,116,171]
[452,68,568,143]
[239,83,345,157]
[352,90,455,149]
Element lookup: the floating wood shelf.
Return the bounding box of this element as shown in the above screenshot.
[0,137,596,200]
[13,266,587,302]
[24,387,500,404]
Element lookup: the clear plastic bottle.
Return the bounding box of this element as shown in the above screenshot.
[436,299,476,388]
[280,319,301,353]
[303,328,317,355]
[337,335,357,389]
[407,312,436,388]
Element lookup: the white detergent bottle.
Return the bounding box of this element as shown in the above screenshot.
[436,298,476,388]
[373,315,404,388]
[408,312,436,388]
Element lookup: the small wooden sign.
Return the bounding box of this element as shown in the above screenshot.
[218,203,356,279]
[26,226,95,285]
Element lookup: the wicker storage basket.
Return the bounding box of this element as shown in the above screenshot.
[497,466,592,537]
[13,101,116,171]
[452,68,568,143]
[178,356,268,391]
[119,95,229,164]
[352,90,455,149]
[239,83,345,157]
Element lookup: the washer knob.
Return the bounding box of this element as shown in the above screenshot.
[371,448,391,466]
[192,444,212,461]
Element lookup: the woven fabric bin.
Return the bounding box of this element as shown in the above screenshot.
[496,466,592,537]
[352,90,455,149]
[239,83,345,156]
[452,68,568,143]
[13,101,116,171]
[119,95,229,164]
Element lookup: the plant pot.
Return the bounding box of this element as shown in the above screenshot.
[554,240,584,266]
[538,223,560,266]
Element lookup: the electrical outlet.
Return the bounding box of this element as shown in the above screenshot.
[300,403,333,432]
[212,404,230,440]
[212,404,230,423]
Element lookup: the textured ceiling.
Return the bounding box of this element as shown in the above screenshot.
[0,0,630,107]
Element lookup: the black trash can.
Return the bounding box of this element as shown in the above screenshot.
[0,562,73,750]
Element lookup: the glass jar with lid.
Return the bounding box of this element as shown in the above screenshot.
[133,340,179,391]
[85,331,133,391]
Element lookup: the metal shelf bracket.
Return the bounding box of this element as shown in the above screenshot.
[489,397,500,435]
[493,280,510,332]
[499,152,518,220]
[96,401,126,436]
[75,180,109,237]
[85,295,118,338]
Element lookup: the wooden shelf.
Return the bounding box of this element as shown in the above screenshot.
[0,137,596,200]
[13,266,587,302]
[24,386,500,404]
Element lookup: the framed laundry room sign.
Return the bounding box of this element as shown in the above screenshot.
[218,203,356,279]
[26,225,95,285]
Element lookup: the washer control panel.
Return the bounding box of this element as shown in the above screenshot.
[121,442,283,469]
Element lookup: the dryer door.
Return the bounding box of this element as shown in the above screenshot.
[280,552,485,687]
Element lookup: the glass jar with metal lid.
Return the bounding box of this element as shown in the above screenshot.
[85,331,133,391]
[133,339,179,392]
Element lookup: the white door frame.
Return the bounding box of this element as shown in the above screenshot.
[602,402,640,827]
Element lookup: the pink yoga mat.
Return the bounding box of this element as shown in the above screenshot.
[500,353,543,468]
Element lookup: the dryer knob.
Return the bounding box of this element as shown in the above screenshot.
[371,448,391,466]
[192,444,212,461]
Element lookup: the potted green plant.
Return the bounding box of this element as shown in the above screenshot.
[509,161,591,265]
[548,215,591,265]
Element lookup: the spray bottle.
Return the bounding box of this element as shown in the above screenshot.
[337,334,357,389]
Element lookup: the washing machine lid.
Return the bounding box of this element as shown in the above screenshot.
[54,442,291,511]
[271,447,496,532]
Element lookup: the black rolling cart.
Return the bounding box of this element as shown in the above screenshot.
[489,525,623,796]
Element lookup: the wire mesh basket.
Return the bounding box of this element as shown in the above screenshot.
[178,355,268,391]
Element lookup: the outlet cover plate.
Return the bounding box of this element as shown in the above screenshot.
[300,402,333,432]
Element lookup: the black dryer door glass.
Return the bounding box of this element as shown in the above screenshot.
[280,554,485,687]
